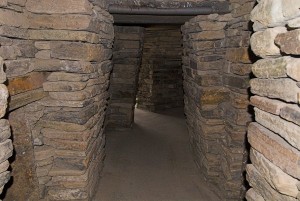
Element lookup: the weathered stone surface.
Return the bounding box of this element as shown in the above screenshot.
[288,17,300,28]
[0,57,5,84]
[48,188,88,200]
[199,87,228,105]
[35,50,50,59]
[245,188,265,201]
[250,78,300,103]
[250,27,287,58]
[0,84,8,118]
[250,148,299,197]
[28,30,100,43]
[248,122,300,179]
[34,145,55,161]
[50,42,112,62]
[275,29,300,55]
[47,72,90,82]
[0,171,10,187]
[225,47,251,63]
[35,41,50,50]
[7,72,48,96]
[9,88,47,111]
[280,104,300,126]
[43,81,87,92]
[0,160,9,174]
[198,21,227,31]
[250,96,286,115]
[189,31,225,40]
[0,0,7,6]
[26,0,92,14]
[0,140,13,164]
[0,8,28,28]
[246,164,297,201]
[255,108,300,150]
[250,0,282,30]
[0,120,10,143]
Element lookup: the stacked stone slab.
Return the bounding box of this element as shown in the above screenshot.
[1,0,114,200]
[0,57,11,200]
[182,9,254,199]
[221,0,255,199]
[246,0,300,200]
[137,26,184,112]
[106,26,144,130]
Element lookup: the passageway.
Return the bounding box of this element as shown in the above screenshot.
[94,108,220,201]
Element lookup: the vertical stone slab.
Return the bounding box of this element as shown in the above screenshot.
[106,26,144,130]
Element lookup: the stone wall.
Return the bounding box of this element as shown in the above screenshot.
[1,0,114,200]
[182,0,254,198]
[0,56,11,200]
[137,25,184,112]
[246,0,300,200]
[106,26,144,130]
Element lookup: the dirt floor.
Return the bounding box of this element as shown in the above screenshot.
[94,108,220,201]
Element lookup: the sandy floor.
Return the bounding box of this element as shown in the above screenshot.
[93,108,220,201]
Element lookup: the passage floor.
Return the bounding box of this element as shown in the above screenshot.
[94,108,220,201]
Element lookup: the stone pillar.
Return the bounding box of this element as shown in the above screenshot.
[246,0,300,200]
[0,57,11,200]
[182,9,254,199]
[106,26,144,130]
[137,25,184,112]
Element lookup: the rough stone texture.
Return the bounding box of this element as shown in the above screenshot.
[137,25,184,112]
[182,7,252,199]
[247,2,300,199]
[0,1,114,200]
[0,57,11,199]
[250,27,287,58]
[106,26,144,130]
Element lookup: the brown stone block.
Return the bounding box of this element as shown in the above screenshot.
[26,0,92,14]
[248,122,300,179]
[223,74,249,89]
[43,81,87,92]
[199,87,228,105]
[250,148,299,198]
[28,30,101,43]
[7,72,48,96]
[230,91,249,109]
[50,42,112,62]
[0,8,28,28]
[229,63,252,76]
[255,107,300,150]
[250,78,300,103]
[250,96,285,115]
[9,88,47,111]
[275,29,300,55]
[246,164,297,201]
[189,30,225,40]
[0,120,10,143]
[225,47,251,63]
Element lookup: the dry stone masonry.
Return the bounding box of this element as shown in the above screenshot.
[1,0,114,200]
[137,26,184,112]
[182,0,254,198]
[106,26,144,130]
[0,56,11,200]
[246,0,300,200]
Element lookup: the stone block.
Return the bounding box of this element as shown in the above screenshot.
[7,72,48,96]
[245,188,265,201]
[0,139,13,164]
[250,0,285,30]
[0,0,7,6]
[250,27,287,58]
[35,41,50,50]
[0,120,10,143]
[199,87,228,106]
[43,81,87,92]
[280,104,300,126]
[223,74,249,89]
[189,30,225,40]
[0,84,8,118]
[246,164,297,201]
[0,160,9,174]
[250,96,285,115]
[198,21,227,31]
[34,145,55,161]
[248,122,300,179]
[0,171,10,188]
[26,0,92,14]
[250,78,300,103]
[50,42,112,62]
[255,108,300,150]
[28,30,100,43]
[276,29,300,55]
[0,8,28,28]
[35,50,50,59]
[250,148,299,198]
[225,47,251,63]
[48,188,88,200]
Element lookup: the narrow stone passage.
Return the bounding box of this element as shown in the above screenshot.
[94,108,220,201]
